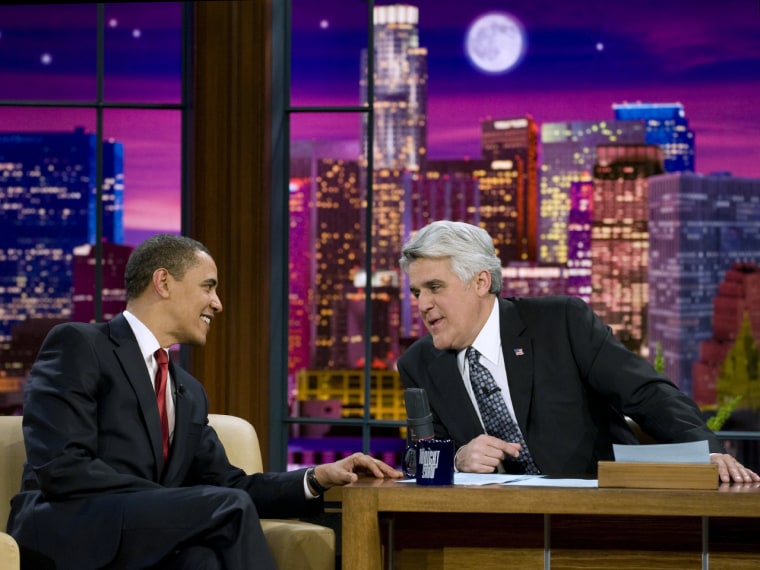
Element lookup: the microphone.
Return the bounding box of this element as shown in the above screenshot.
[403,388,435,442]
[178,384,185,395]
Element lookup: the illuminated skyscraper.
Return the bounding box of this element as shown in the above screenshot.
[0,128,124,345]
[288,176,312,380]
[311,156,361,369]
[539,120,645,264]
[290,140,368,371]
[648,172,760,396]
[361,4,427,172]
[360,4,428,274]
[590,144,664,354]
[566,180,593,301]
[481,116,539,261]
[421,158,528,267]
[612,102,695,173]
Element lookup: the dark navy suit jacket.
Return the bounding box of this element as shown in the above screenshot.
[8,314,318,568]
[398,296,721,475]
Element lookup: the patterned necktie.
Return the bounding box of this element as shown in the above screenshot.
[154,348,170,463]
[466,346,540,474]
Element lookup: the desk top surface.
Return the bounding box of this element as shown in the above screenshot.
[338,477,760,518]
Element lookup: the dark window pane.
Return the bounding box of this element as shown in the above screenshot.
[290,0,368,108]
[0,5,97,101]
[104,3,182,104]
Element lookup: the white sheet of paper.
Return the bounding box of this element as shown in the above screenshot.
[502,476,599,488]
[396,473,598,487]
[612,440,710,463]
[454,473,535,485]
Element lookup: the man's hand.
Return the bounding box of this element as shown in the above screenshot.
[710,453,760,484]
[313,453,403,490]
[455,434,522,473]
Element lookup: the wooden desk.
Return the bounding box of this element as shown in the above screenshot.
[341,479,760,570]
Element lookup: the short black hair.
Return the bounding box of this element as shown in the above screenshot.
[125,234,211,301]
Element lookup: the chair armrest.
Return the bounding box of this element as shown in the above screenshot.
[261,519,335,570]
[0,531,20,570]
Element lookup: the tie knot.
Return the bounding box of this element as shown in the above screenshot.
[466,346,480,365]
[154,348,168,366]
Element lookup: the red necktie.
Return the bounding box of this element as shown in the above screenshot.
[154,348,170,463]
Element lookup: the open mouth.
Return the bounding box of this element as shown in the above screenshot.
[200,315,212,326]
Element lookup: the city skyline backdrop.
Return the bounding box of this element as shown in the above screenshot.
[0,1,758,246]
[291,0,760,179]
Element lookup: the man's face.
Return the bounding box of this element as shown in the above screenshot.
[407,257,489,351]
[164,251,223,346]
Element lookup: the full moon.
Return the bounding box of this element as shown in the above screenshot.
[465,12,526,74]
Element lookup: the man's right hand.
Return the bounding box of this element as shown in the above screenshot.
[455,434,522,473]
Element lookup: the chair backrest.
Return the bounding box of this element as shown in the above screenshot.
[0,414,262,532]
[207,413,264,474]
[0,416,25,532]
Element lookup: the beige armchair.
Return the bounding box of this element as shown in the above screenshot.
[0,414,335,570]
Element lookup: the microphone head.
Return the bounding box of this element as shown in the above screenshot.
[404,388,435,441]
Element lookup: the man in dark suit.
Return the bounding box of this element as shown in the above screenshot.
[397,220,758,484]
[8,234,401,569]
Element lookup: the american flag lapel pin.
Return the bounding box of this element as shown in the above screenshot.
[513,347,525,357]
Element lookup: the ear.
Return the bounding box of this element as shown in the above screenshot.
[152,268,171,299]
[474,269,492,296]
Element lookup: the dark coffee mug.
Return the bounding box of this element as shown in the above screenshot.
[403,438,454,485]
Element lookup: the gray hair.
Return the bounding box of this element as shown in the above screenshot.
[399,220,502,294]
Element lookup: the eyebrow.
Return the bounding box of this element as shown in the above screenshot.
[411,278,445,291]
[201,278,218,288]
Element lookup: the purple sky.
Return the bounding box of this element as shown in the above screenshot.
[0,3,182,246]
[291,0,760,177]
[1,1,759,246]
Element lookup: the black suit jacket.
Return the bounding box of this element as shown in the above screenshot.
[398,296,721,475]
[8,314,319,568]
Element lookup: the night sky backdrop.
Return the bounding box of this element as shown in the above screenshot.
[1,1,759,243]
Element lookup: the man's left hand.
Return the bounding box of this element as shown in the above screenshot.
[314,453,403,490]
[710,453,760,484]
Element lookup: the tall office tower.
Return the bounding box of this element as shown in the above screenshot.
[566,180,593,302]
[422,158,526,267]
[692,263,760,407]
[71,242,132,323]
[288,176,312,384]
[361,4,427,172]
[481,116,539,261]
[0,128,124,346]
[289,140,370,372]
[539,120,645,264]
[313,157,364,370]
[648,172,760,396]
[612,102,695,173]
[359,4,428,275]
[590,144,664,354]
[501,263,567,297]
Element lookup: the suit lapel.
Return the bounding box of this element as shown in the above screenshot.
[161,362,196,483]
[107,315,166,476]
[499,299,534,433]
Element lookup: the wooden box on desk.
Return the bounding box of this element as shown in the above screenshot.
[598,461,719,490]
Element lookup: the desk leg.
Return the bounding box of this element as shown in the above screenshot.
[342,487,382,570]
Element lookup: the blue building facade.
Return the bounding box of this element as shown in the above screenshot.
[0,127,124,344]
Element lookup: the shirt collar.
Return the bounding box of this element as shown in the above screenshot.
[122,309,162,362]
[471,296,501,366]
